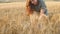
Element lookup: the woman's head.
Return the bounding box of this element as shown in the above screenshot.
[30,0,38,5]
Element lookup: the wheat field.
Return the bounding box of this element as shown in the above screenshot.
[0,1,60,34]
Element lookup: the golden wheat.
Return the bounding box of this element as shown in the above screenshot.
[0,1,60,34]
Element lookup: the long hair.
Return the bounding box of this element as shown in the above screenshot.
[26,0,35,16]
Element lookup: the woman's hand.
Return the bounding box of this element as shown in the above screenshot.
[39,9,46,19]
[40,9,45,15]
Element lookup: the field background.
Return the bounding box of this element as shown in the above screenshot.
[0,1,60,34]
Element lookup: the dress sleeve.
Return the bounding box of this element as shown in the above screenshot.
[39,0,47,9]
[39,0,48,15]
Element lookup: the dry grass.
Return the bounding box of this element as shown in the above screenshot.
[0,1,60,34]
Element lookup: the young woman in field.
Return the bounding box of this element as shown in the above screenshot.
[26,0,48,16]
[26,0,48,22]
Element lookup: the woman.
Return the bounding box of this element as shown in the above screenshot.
[26,0,48,22]
[26,0,48,16]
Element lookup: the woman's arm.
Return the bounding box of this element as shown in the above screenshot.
[39,0,48,15]
[39,0,46,9]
